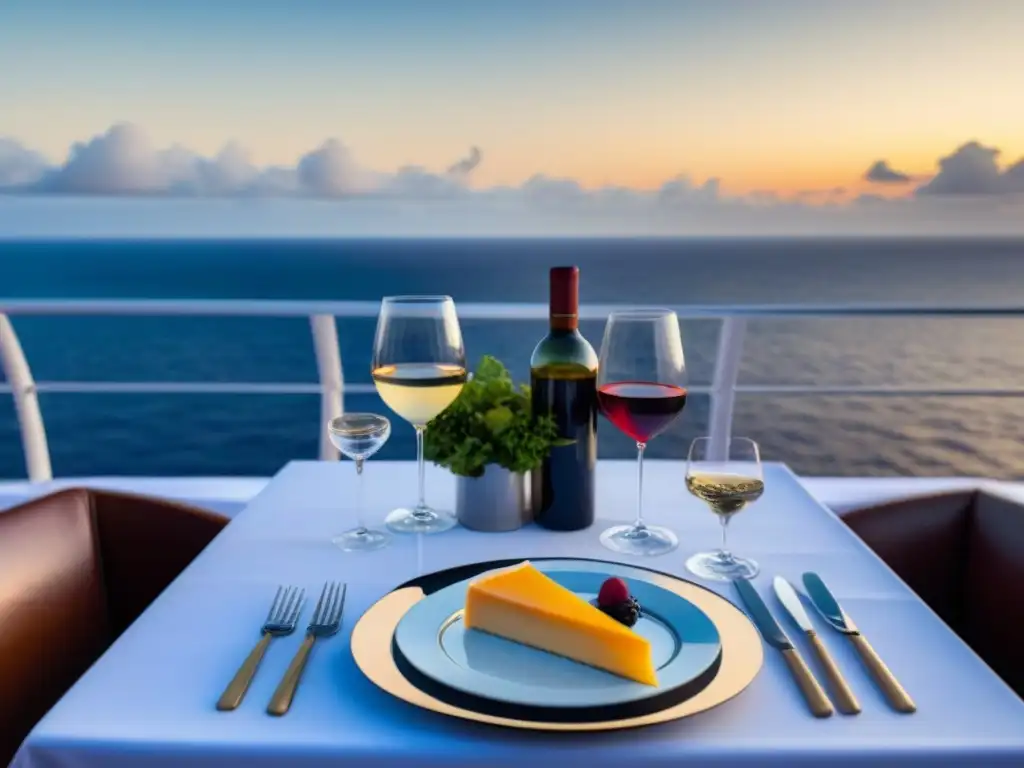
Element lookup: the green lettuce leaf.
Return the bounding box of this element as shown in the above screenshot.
[423,355,571,478]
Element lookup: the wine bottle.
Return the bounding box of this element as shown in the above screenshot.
[530,266,599,530]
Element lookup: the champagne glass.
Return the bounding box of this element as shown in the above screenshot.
[685,436,764,581]
[596,309,687,556]
[372,295,467,534]
[328,413,392,551]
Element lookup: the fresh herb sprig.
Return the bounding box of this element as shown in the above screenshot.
[424,355,571,478]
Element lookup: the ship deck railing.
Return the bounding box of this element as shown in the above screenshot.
[3,299,1024,485]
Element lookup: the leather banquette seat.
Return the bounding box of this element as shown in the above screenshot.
[842,489,1024,699]
[0,489,227,764]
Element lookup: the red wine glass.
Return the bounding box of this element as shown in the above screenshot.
[596,309,687,556]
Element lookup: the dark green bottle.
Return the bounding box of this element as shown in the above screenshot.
[530,266,598,531]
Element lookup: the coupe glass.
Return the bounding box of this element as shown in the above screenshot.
[327,413,392,552]
[596,309,688,556]
[371,296,467,534]
[685,436,764,580]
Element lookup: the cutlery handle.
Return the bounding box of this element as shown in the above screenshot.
[267,635,315,716]
[216,633,272,711]
[781,647,834,718]
[849,633,916,713]
[808,632,861,715]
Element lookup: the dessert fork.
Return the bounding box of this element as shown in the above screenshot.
[217,585,305,711]
[267,581,347,716]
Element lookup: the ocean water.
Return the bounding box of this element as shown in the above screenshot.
[3,237,1024,480]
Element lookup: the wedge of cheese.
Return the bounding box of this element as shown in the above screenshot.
[463,561,658,686]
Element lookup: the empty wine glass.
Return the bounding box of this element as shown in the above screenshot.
[685,436,764,580]
[596,309,688,556]
[372,296,467,534]
[328,413,392,551]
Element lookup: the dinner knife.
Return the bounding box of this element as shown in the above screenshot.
[802,572,916,714]
[734,579,833,718]
[773,576,861,715]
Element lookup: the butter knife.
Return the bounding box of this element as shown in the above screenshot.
[802,572,916,713]
[773,576,860,715]
[735,578,833,718]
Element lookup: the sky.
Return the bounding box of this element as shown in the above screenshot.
[1,0,1022,236]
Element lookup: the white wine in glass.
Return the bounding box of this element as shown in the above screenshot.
[684,436,764,580]
[371,363,466,426]
[372,296,467,534]
[686,472,764,517]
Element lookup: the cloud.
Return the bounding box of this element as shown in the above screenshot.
[658,175,721,205]
[0,139,49,188]
[26,124,266,197]
[864,160,911,184]
[521,174,587,205]
[854,192,889,205]
[795,186,847,200]
[446,146,482,176]
[381,165,469,199]
[296,139,366,197]
[2,123,1024,235]
[1003,159,1024,194]
[36,123,171,194]
[915,141,1023,196]
[194,142,261,196]
[11,124,488,200]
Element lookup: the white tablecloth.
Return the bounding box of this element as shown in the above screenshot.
[14,460,1024,767]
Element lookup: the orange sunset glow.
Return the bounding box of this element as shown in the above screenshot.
[1,0,1022,235]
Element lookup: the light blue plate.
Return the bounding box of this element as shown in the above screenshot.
[394,559,722,709]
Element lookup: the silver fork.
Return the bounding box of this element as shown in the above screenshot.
[267,581,347,716]
[216,586,305,711]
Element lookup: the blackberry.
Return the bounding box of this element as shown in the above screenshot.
[599,596,642,627]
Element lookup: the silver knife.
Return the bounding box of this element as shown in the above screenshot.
[802,572,916,713]
[773,576,861,715]
[734,579,833,718]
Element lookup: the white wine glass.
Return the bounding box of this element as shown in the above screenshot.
[328,413,392,552]
[372,295,467,534]
[684,436,764,580]
[596,309,688,556]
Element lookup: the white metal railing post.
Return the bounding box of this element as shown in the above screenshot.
[0,314,53,481]
[309,315,344,461]
[707,317,747,461]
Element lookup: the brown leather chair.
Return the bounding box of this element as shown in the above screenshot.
[0,488,228,765]
[842,489,1024,699]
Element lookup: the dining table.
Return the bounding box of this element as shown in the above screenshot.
[12,459,1024,767]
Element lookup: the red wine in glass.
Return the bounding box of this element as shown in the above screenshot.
[597,381,687,443]
[596,308,686,557]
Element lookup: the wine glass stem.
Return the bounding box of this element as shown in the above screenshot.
[718,516,733,562]
[415,425,428,513]
[353,459,367,534]
[633,441,647,530]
